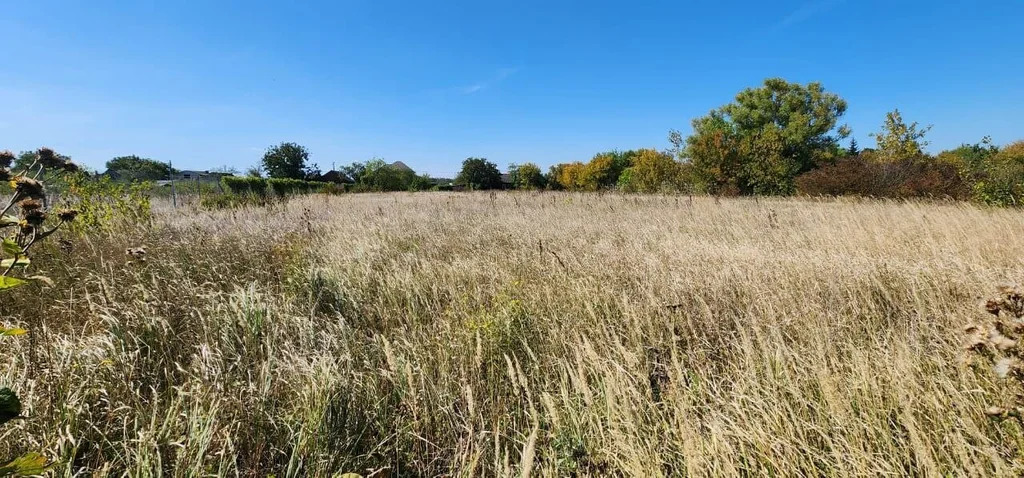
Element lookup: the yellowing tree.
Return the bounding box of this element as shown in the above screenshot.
[620,149,682,193]
[871,109,932,163]
[555,162,587,190]
[577,154,610,191]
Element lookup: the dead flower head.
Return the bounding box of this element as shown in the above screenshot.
[24,209,47,226]
[36,147,63,169]
[61,160,80,173]
[0,151,13,168]
[18,199,42,212]
[13,176,44,200]
[58,209,79,222]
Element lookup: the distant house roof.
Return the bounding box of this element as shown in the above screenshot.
[500,173,513,184]
[172,170,233,181]
[320,170,353,184]
[388,161,414,173]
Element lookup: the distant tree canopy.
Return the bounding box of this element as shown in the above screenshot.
[455,157,502,190]
[619,149,686,193]
[335,158,433,192]
[360,159,410,191]
[508,162,545,190]
[339,162,367,184]
[936,136,998,182]
[870,109,932,163]
[106,155,174,181]
[262,142,314,179]
[685,78,850,195]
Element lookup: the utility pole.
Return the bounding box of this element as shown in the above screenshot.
[169,159,176,208]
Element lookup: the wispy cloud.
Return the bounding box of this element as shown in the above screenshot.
[774,0,845,30]
[456,67,519,95]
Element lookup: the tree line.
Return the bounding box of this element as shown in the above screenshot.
[514,78,1023,206]
[64,77,1024,205]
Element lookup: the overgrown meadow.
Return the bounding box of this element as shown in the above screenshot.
[4,188,1024,476]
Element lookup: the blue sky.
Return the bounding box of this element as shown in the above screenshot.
[2,1,1022,176]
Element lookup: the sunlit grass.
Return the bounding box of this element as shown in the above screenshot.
[3,192,1024,476]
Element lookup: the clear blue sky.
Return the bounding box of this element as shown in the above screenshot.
[2,1,1022,177]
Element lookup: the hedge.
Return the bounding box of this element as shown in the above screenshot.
[221,176,268,196]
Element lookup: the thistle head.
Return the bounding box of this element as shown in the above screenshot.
[18,199,42,212]
[61,160,80,173]
[24,209,46,226]
[0,150,14,168]
[37,147,63,169]
[57,209,79,222]
[13,176,45,200]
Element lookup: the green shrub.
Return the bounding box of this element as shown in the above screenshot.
[317,183,347,195]
[63,174,152,234]
[267,178,323,196]
[221,176,268,197]
[972,141,1024,206]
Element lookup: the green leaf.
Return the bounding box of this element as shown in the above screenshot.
[0,216,18,228]
[1,239,20,257]
[0,387,22,427]
[0,277,26,290]
[0,258,29,268]
[0,327,26,337]
[0,452,51,476]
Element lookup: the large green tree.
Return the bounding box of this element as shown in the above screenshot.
[685,78,850,194]
[354,159,423,191]
[106,155,174,181]
[508,162,545,190]
[455,157,502,190]
[261,142,312,179]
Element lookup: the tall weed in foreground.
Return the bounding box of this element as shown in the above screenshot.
[0,148,83,476]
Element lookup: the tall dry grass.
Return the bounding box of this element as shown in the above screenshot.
[2,192,1024,476]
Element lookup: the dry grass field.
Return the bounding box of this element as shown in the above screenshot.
[4,192,1024,476]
